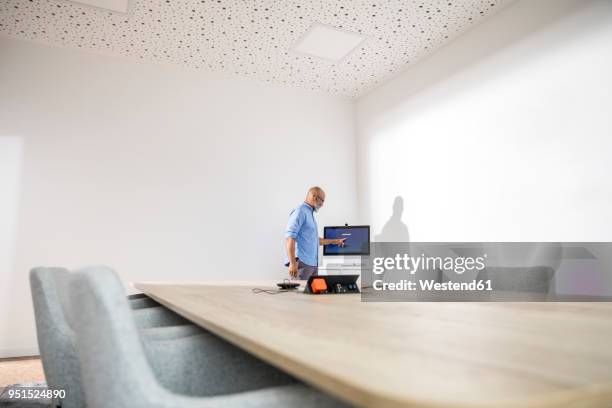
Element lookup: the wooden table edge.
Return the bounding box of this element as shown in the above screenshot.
[132,282,612,408]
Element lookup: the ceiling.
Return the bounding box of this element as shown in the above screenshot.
[0,0,511,98]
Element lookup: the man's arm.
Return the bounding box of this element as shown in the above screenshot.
[285,209,305,279]
[285,237,298,278]
[319,237,347,246]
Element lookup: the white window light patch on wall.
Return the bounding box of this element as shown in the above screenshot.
[70,0,129,13]
[292,23,366,62]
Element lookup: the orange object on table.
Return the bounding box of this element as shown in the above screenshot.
[310,278,328,294]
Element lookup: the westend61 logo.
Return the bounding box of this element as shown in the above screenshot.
[372,253,487,275]
[362,242,612,302]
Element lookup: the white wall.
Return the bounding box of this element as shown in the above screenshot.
[356,0,612,243]
[0,37,358,357]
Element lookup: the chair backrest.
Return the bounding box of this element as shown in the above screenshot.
[477,266,555,293]
[68,266,165,407]
[29,267,85,408]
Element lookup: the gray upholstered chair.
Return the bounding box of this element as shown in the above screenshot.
[68,266,349,408]
[128,292,161,309]
[29,267,201,408]
[477,266,555,293]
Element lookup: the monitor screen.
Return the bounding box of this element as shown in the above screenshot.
[323,225,370,256]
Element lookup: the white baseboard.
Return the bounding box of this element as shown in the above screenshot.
[0,346,40,359]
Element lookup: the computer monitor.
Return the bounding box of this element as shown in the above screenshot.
[323,225,370,256]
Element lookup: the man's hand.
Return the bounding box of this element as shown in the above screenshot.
[335,238,347,247]
[288,261,298,278]
[286,237,298,278]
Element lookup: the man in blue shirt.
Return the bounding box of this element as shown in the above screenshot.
[285,186,346,279]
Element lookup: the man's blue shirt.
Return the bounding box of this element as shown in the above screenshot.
[284,202,318,267]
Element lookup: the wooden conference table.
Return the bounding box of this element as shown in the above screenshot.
[133,281,612,408]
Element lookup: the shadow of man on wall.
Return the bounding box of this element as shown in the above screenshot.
[369,196,410,288]
[375,196,410,243]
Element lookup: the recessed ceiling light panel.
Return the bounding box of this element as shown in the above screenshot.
[70,0,129,13]
[292,23,366,62]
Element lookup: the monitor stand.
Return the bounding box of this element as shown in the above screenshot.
[320,255,363,274]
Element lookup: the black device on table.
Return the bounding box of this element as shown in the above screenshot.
[304,275,360,294]
[276,281,300,290]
